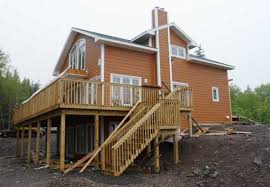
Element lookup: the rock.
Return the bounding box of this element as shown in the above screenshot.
[253,156,263,168]
[210,171,219,178]
[202,166,210,177]
[193,167,201,176]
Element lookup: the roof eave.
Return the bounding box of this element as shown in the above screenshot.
[188,56,235,70]
[95,37,158,54]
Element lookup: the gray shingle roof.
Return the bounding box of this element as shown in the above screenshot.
[72,27,133,44]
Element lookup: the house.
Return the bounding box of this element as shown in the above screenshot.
[13,7,234,176]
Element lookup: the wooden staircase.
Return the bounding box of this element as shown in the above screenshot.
[64,87,190,176]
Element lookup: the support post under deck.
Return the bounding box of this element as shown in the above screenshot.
[188,112,193,137]
[60,113,66,172]
[154,135,160,173]
[20,126,25,159]
[16,128,19,157]
[46,118,52,166]
[27,124,32,162]
[95,115,99,166]
[35,122,40,164]
[173,133,179,164]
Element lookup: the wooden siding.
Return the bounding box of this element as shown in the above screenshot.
[159,28,170,88]
[152,8,168,27]
[170,29,231,127]
[157,9,168,26]
[104,46,156,86]
[60,34,101,79]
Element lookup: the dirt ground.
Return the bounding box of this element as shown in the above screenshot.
[1,124,270,187]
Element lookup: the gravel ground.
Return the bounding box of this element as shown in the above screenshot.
[1,124,270,187]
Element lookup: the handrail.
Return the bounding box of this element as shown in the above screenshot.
[112,103,160,149]
[162,81,171,93]
[111,99,179,175]
[78,101,141,173]
[13,78,162,124]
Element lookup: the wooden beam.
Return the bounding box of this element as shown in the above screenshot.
[46,118,52,166]
[95,115,99,166]
[35,122,40,164]
[16,128,19,157]
[188,112,193,137]
[101,147,105,170]
[27,124,32,162]
[173,134,179,164]
[60,113,66,172]
[154,135,160,173]
[20,126,25,159]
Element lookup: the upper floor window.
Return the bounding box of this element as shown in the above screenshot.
[212,87,220,102]
[69,39,86,70]
[171,45,186,59]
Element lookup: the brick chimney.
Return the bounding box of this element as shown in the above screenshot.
[152,7,168,28]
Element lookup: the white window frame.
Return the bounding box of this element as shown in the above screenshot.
[110,73,142,106]
[172,81,189,89]
[212,87,220,102]
[69,39,86,70]
[171,45,186,59]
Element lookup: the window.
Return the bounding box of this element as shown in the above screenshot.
[111,74,141,106]
[171,45,186,59]
[172,82,189,90]
[69,39,86,70]
[212,87,220,102]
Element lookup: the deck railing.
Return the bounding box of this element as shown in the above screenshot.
[13,78,162,124]
[13,78,193,125]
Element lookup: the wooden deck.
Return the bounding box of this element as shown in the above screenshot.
[13,78,192,125]
[14,77,193,176]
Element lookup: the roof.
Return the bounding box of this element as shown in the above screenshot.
[188,54,235,70]
[132,23,198,49]
[53,28,158,75]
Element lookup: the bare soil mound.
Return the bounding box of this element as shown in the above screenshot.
[1,124,270,187]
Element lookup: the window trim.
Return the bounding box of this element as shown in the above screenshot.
[69,38,86,70]
[212,87,220,102]
[172,81,189,88]
[110,73,142,86]
[171,45,186,59]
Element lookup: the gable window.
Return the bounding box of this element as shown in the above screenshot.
[171,45,186,59]
[212,87,220,102]
[69,39,86,70]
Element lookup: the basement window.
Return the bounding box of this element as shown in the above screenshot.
[212,87,220,102]
[171,45,186,59]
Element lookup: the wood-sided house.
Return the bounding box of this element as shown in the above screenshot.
[13,7,234,176]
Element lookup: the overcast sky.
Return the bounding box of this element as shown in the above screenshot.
[0,0,269,89]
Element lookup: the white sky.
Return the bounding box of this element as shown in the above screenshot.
[0,0,269,89]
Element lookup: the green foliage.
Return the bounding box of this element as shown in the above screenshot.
[230,84,270,124]
[0,49,40,129]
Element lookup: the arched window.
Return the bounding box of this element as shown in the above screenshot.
[69,39,86,70]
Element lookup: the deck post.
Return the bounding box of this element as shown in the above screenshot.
[173,133,179,164]
[20,126,25,159]
[188,112,193,137]
[46,118,52,166]
[27,124,32,162]
[16,127,20,157]
[35,122,40,164]
[101,147,105,170]
[154,135,160,173]
[60,113,66,172]
[95,115,99,166]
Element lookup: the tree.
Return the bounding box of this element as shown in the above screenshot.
[194,44,206,58]
[230,83,270,124]
[0,49,40,129]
